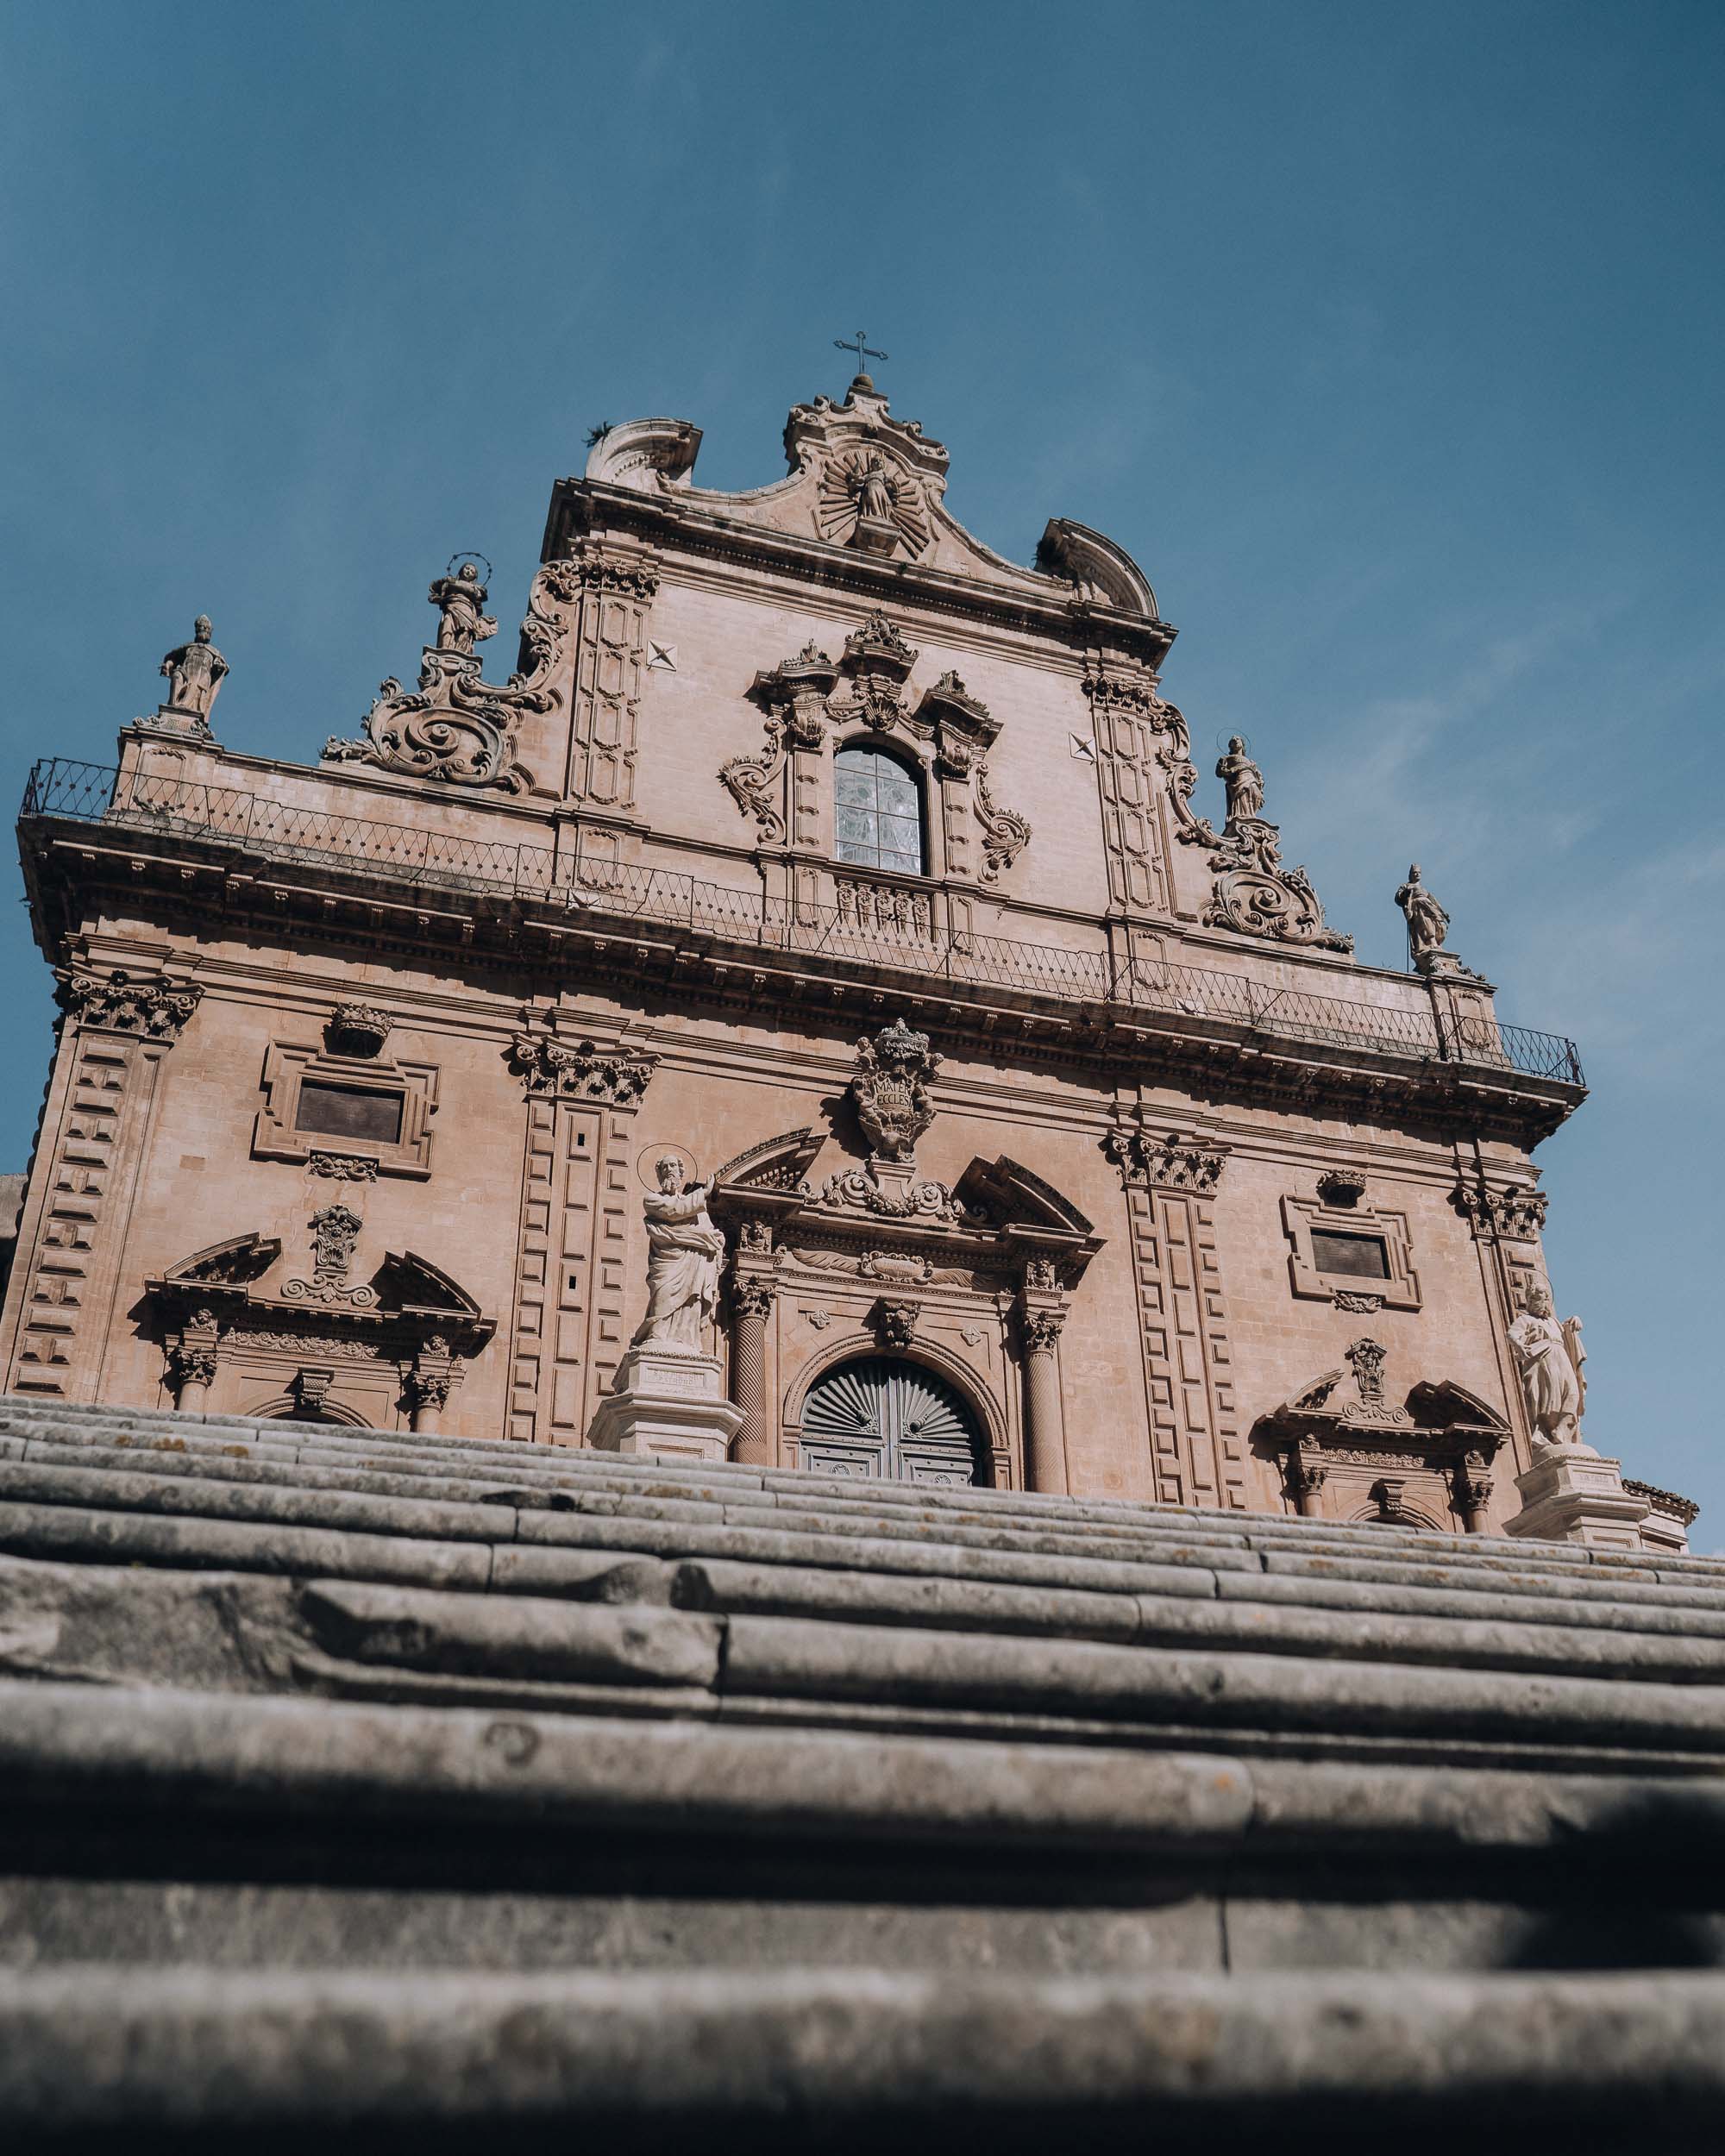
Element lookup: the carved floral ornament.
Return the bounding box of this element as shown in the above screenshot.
[721,611,1032,881]
[324,542,659,795]
[58,969,204,1042]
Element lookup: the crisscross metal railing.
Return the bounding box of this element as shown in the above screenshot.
[17,757,1584,1088]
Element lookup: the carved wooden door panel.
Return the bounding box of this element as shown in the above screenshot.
[801,1357,979,1485]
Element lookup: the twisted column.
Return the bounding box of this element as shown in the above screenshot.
[730,1278,775,1466]
[1020,1310,1069,1495]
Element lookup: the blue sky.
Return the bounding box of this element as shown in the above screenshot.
[3,1,1721,1526]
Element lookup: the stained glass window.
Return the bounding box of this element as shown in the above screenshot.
[834,746,925,876]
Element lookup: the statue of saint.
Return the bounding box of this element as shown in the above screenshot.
[428,562,498,656]
[1215,737,1264,825]
[627,1156,725,1356]
[852,453,896,527]
[160,617,228,721]
[1507,1282,1588,1451]
[1395,863,1450,966]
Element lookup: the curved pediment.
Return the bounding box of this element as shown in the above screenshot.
[163,1232,281,1288]
[582,377,1163,620]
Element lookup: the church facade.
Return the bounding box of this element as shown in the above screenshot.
[1,373,1688,1545]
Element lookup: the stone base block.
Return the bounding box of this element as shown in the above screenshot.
[1503,1448,1651,1549]
[586,1346,743,1465]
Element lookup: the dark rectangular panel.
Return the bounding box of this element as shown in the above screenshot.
[1310,1229,1390,1279]
[296,1081,404,1145]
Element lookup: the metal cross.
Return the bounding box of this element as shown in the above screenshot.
[834,329,888,374]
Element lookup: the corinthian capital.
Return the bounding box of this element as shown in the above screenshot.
[59,969,204,1042]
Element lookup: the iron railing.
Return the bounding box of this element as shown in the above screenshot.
[18,758,1584,1088]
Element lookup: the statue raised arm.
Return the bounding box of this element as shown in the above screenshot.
[625,1156,725,1359]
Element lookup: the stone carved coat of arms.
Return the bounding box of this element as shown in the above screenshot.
[850,1019,941,1164]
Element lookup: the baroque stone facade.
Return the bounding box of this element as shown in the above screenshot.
[0,369,1685,1545]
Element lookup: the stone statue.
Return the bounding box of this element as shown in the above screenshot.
[1215,737,1264,825]
[852,453,896,527]
[1508,1282,1588,1451]
[428,562,498,656]
[160,617,228,721]
[627,1156,725,1355]
[1396,864,1450,967]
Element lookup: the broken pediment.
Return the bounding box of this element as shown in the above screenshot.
[580,374,1164,620]
[161,1232,282,1293]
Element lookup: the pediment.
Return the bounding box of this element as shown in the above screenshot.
[163,1232,281,1289]
[377,1249,484,1321]
[582,377,1161,617]
[956,1156,1095,1235]
[712,1127,825,1194]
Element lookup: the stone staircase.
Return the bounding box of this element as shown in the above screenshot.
[3,1394,1724,2150]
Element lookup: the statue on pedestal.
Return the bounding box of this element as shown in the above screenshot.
[1215,737,1264,826]
[159,617,228,723]
[1396,864,1451,969]
[628,1156,724,1356]
[1508,1282,1588,1452]
[428,561,498,656]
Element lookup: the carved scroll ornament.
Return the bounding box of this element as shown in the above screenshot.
[974,761,1032,883]
[323,549,624,795]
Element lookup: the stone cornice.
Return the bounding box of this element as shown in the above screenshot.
[18,816,1584,1145]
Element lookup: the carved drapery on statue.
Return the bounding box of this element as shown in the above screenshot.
[1507,1282,1588,1454]
[155,616,228,731]
[627,1159,726,1357]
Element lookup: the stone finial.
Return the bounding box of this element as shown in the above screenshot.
[1395,863,1451,972]
[850,1019,940,1166]
[159,616,228,727]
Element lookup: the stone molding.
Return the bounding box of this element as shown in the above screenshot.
[1281,1190,1421,1314]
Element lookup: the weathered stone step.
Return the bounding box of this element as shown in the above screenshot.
[1,1960,1722,2152]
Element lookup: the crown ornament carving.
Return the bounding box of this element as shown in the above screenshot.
[327,1003,392,1058]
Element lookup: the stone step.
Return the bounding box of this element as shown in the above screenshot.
[1,1961,1722,2151]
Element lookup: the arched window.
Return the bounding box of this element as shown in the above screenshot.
[834,744,925,877]
[802,1356,982,1486]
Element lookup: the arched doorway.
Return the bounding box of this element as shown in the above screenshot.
[801,1356,983,1487]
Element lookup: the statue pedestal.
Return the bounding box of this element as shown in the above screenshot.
[1503,1447,1651,1551]
[586,1345,743,1466]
